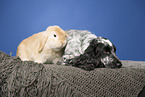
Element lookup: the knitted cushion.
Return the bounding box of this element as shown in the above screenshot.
[0,51,145,97]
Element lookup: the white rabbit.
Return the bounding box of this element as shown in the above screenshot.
[17,25,68,64]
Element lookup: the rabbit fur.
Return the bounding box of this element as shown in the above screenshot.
[17,25,68,64]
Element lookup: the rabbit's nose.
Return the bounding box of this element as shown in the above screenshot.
[61,40,66,44]
[60,41,64,44]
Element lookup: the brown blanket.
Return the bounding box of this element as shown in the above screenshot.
[0,51,145,97]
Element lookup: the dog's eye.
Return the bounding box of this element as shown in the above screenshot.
[54,34,57,37]
[104,47,110,53]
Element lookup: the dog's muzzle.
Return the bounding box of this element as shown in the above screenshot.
[101,52,122,68]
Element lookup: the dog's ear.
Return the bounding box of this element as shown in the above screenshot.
[91,39,103,57]
[84,39,98,54]
[94,43,103,57]
[38,32,48,53]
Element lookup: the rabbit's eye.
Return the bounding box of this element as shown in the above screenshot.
[54,34,57,37]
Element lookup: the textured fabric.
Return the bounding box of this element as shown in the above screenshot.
[0,51,145,97]
[0,51,82,97]
[61,30,97,65]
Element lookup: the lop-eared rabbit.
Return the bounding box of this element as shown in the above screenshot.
[17,26,68,64]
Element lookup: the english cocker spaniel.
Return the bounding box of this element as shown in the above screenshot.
[65,37,122,70]
[61,30,122,70]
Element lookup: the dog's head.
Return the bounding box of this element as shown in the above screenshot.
[94,37,122,68]
[86,37,122,68]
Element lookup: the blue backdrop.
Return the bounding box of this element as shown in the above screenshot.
[0,0,145,61]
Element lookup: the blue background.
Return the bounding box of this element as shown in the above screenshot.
[0,0,145,61]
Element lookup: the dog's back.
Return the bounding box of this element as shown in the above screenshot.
[61,30,97,64]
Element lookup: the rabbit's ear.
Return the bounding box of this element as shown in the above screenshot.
[38,32,48,53]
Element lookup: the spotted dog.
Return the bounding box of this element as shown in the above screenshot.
[61,30,122,70]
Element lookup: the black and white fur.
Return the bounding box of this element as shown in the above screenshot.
[61,30,97,64]
[66,37,122,70]
[61,29,122,70]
